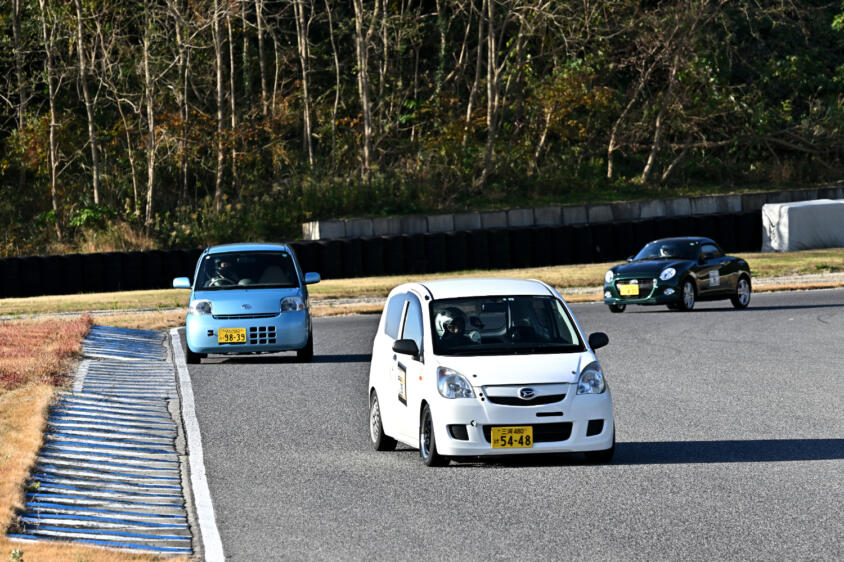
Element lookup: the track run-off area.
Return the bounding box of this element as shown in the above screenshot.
[181,288,843,560]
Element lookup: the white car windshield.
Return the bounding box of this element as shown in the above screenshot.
[197,251,299,290]
[430,296,584,356]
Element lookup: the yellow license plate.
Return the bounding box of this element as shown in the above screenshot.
[218,328,246,344]
[491,426,534,449]
[618,284,639,296]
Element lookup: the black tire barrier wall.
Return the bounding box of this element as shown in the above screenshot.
[0,211,767,298]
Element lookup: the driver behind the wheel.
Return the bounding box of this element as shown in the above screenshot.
[212,259,239,285]
[435,307,480,346]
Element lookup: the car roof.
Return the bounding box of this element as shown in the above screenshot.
[415,278,554,300]
[205,242,291,254]
[649,236,715,245]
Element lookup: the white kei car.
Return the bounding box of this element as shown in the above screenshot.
[368,278,615,466]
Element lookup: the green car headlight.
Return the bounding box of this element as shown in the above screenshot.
[659,267,676,281]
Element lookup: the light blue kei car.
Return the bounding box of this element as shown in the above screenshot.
[172,243,320,364]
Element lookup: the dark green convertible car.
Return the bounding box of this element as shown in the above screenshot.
[603,237,751,312]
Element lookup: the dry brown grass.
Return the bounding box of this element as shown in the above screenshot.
[0,537,183,561]
[94,310,187,331]
[0,317,92,390]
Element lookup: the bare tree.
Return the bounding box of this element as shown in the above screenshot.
[213,0,225,211]
[293,0,314,166]
[227,6,239,192]
[73,0,101,205]
[324,0,341,163]
[37,0,62,240]
[352,0,382,178]
[255,0,269,116]
[11,0,28,192]
[143,0,157,226]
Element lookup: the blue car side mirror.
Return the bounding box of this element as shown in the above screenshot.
[304,272,321,285]
[173,277,191,289]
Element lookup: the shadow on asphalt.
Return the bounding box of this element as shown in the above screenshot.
[611,438,844,464]
[206,353,372,365]
[439,439,844,468]
[618,303,844,314]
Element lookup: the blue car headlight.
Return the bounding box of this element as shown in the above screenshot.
[659,267,676,281]
[189,299,212,315]
[281,296,305,312]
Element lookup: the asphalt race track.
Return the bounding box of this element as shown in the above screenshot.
[180,288,844,560]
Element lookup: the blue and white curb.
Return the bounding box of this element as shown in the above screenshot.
[7,325,195,555]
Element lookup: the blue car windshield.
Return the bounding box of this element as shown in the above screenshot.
[634,240,699,260]
[430,296,584,356]
[197,251,298,290]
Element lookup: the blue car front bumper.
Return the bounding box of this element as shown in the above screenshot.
[185,310,310,354]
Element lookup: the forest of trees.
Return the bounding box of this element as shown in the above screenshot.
[1,0,843,256]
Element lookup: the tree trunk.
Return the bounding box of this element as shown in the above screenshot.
[324,0,340,164]
[37,0,61,241]
[116,101,140,217]
[463,1,484,147]
[12,0,27,192]
[255,0,268,116]
[213,0,225,211]
[143,0,156,227]
[241,0,251,103]
[294,0,314,166]
[607,61,654,180]
[352,0,381,179]
[227,10,239,193]
[478,0,497,190]
[73,0,100,205]
[642,55,679,184]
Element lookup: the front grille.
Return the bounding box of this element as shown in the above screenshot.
[615,278,654,299]
[483,422,572,443]
[486,394,566,406]
[249,325,277,345]
[213,313,278,320]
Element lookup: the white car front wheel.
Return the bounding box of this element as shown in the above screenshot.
[419,404,448,467]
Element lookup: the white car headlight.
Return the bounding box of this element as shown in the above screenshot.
[281,296,305,312]
[437,367,475,399]
[577,361,606,395]
[659,267,676,281]
[604,270,614,284]
[189,299,212,315]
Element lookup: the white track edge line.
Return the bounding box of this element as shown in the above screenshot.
[170,328,225,562]
[73,360,91,393]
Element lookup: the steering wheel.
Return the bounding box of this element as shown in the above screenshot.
[209,276,236,287]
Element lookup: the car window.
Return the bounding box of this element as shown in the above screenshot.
[634,240,699,260]
[430,296,584,356]
[401,293,424,353]
[196,251,299,290]
[384,294,406,339]
[700,243,721,259]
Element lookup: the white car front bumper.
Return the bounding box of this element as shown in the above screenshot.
[428,388,614,457]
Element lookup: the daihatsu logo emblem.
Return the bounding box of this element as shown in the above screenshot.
[519,388,536,400]
[241,304,252,310]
